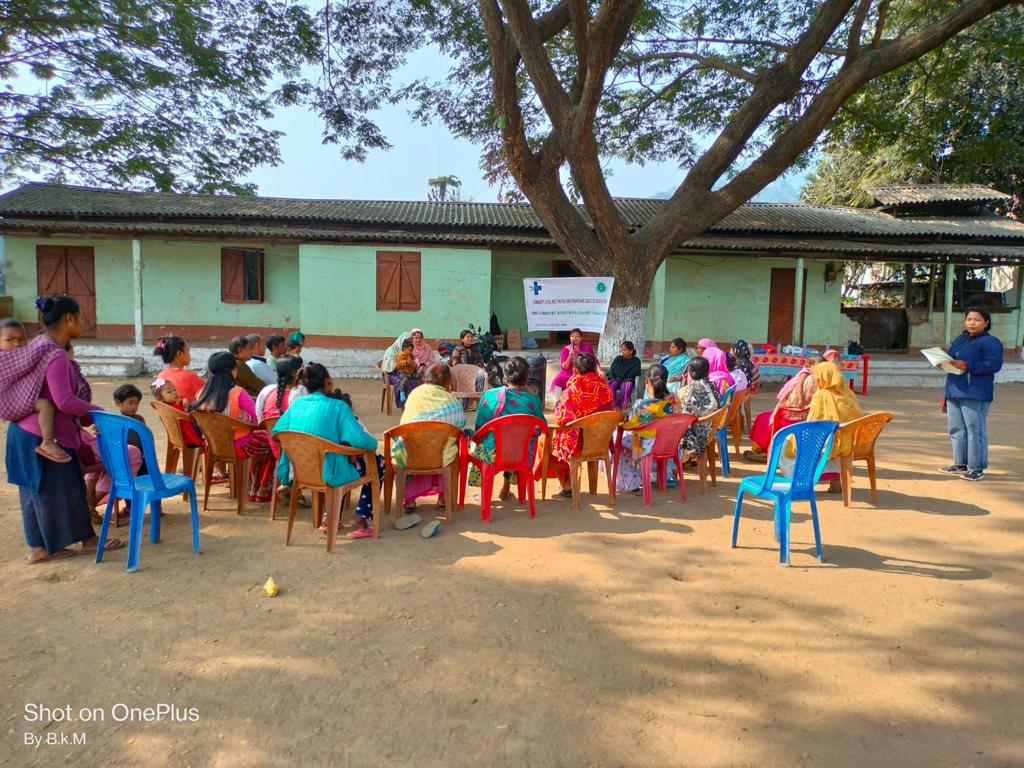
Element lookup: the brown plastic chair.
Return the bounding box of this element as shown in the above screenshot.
[149,401,203,498]
[382,421,464,528]
[727,389,750,458]
[450,364,485,408]
[259,416,285,519]
[541,410,622,509]
[834,412,893,507]
[697,405,730,488]
[191,411,256,515]
[274,431,379,552]
[376,360,393,416]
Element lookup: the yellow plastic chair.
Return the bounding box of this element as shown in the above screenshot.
[541,410,622,509]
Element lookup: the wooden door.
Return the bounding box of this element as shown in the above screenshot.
[36,246,97,336]
[767,268,807,347]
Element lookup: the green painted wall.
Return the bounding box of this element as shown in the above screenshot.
[299,244,492,337]
[140,240,299,328]
[2,235,134,323]
[661,256,841,345]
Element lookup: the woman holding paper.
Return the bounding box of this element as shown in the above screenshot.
[937,307,1003,481]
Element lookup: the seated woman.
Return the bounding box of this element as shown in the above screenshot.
[448,329,483,367]
[540,352,615,498]
[746,355,823,458]
[731,340,760,427]
[608,341,642,408]
[679,356,723,458]
[467,356,544,500]
[780,361,863,491]
[549,328,596,396]
[411,328,439,370]
[393,363,466,514]
[702,346,735,395]
[696,338,717,356]
[152,335,206,405]
[255,354,304,421]
[615,364,678,492]
[273,363,381,537]
[190,351,275,503]
[661,337,690,395]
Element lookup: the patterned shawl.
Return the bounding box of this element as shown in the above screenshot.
[394,383,467,468]
[0,335,67,421]
[622,396,678,457]
[732,339,759,386]
[552,371,614,461]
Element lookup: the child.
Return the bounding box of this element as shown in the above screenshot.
[393,338,418,406]
[285,330,305,357]
[0,318,68,463]
[152,378,205,451]
[113,383,148,475]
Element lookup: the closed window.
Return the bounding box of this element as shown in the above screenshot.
[221,248,264,303]
[376,251,421,311]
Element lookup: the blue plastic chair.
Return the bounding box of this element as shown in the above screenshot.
[731,420,837,566]
[714,385,736,477]
[91,412,200,572]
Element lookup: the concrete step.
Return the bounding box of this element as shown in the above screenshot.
[76,356,145,378]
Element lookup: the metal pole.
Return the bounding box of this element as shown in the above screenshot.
[943,261,955,347]
[132,238,144,349]
[1015,266,1024,353]
[793,257,805,345]
[926,264,937,322]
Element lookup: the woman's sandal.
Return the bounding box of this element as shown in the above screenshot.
[35,444,72,464]
[346,527,375,539]
[25,549,77,564]
[80,537,125,554]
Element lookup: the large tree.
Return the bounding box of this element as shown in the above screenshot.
[804,8,1024,208]
[329,0,1020,356]
[0,0,392,193]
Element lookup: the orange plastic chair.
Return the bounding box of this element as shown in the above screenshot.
[258,416,285,519]
[382,421,464,528]
[541,410,622,510]
[459,414,547,522]
[727,388,750,457]
[612,413,697,507]
[450,364,485,408]
[273,431,379,552]
[834,412,893,507]
[376,360,393,416]
[149,401,203,498]
[191,411,257,515]
[697,405,730,488]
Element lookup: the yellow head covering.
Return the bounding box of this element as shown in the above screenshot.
[807,362,864,456]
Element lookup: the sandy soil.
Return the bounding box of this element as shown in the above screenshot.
[0,380,1021,768]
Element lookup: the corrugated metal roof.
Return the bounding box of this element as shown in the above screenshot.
[866,183,1011,206]
[4,217,1021,264]
[2,182,1023,242]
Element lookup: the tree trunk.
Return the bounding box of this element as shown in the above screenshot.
[597,263,655,362]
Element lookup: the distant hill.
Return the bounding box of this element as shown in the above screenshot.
[650,170,808,203]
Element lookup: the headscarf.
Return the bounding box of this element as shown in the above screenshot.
[410,329,437,367]
[807,362,864,457]
[702,347,734,392]
[823,349,841,364]
[777,367,812,402]
[381,332,411,373]
[698,338,717,352]
[731,339,758,385]
[287,331,305,345]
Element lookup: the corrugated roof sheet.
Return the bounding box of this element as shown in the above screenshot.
[3,217,1021,264]
[866,183,1011,207]
[2,182,1024,242]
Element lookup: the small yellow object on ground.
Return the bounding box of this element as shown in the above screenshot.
[264,576,279,597]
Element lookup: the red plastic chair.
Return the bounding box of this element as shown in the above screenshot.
[613,414,696,507]
[458,414,548,522]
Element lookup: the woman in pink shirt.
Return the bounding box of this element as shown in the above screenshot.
[5,296,124,564]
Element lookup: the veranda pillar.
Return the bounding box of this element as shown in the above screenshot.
[132,238,144,349]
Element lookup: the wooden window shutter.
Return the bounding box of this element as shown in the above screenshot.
[221,248,244,302]
[399,252,421,311]
[376,252,402,310]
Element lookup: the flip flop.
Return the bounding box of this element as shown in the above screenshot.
[25,549,77,564]
[80,537,125,554]
[421,520,442,538]
[553,489,574,499]
[35,444,72,464]
[393,513,421,530]
[346,527,375,539]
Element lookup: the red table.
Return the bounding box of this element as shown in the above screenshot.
[752,353,870,394]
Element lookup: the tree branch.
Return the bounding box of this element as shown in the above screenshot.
[871,0,891,48]
[623,50,757,83]
[846,0,873,61]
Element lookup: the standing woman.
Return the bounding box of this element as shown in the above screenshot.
[153,336,206,405]
[6,296,124,563]
[939,307,1003,481]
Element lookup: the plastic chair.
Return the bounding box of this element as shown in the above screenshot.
[450,364,485,408]
[458,414,547,522]
[91,412,200,573]
[376,359,393,416]
[274,431,380,551]
[613,414,697,507]
[699,404,731,487]
[834,412,893,507]
[541,410,622,509]
[258,416,286,519]
[191,411,256,515]
[149,400,203,498]
[713,385,736,477]
[726,388,750,458]
[731,420,838,566]
[382,421,463,527]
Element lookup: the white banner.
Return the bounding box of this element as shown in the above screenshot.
[523,277,615,333]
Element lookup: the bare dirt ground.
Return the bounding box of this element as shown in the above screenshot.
[0,380,1021,768]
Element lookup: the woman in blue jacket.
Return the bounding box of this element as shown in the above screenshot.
[938,307,1003,481]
